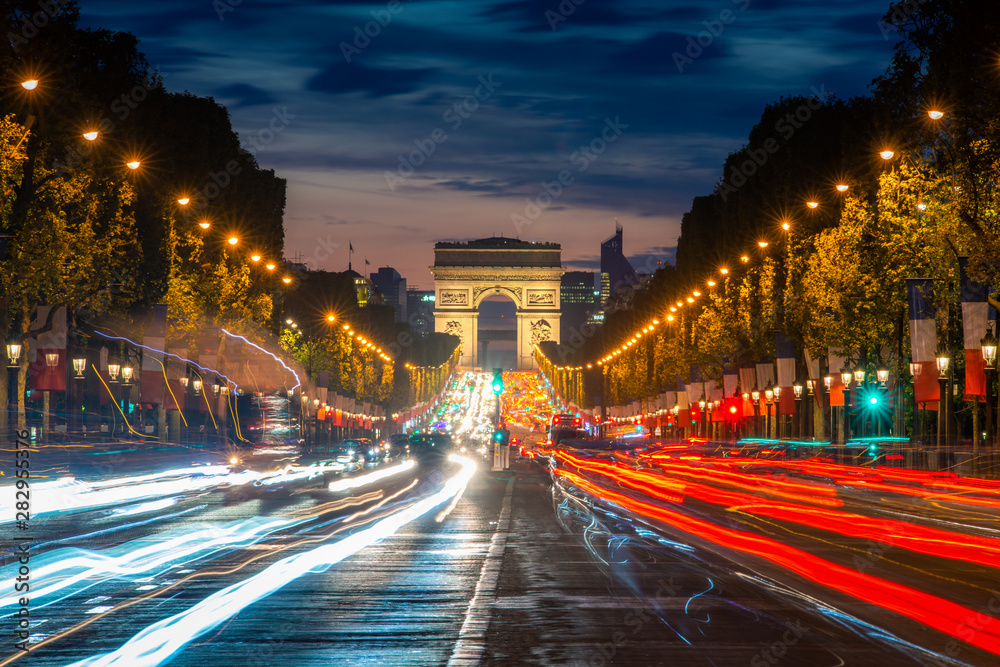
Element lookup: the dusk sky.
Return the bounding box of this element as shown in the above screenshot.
[79,0,899,289]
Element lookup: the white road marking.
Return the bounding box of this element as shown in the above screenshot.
[448,478,515,666]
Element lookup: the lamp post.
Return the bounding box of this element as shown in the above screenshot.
[765,382,774,439]
[773,385,782,438]
[698,396,706,437]
[751,387,761,438]
[936,348,950,449]
[854,365,867,438]
[982,325,998,447]
[909,361,922,443]
[793,383,803,438]
[6,342,23,437]
[42,352,58,438]
[823,375,832,440]
[72,352,86,439]
[840,368,852,443]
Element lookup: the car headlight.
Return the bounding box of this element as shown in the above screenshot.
[347,450,355,456]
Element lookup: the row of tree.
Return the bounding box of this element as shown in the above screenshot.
[554,1,1000,418]
[1,2,291,436]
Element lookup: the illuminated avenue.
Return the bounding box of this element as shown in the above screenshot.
[6,1,1000,666]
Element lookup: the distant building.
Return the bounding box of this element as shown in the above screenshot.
[406,288,435,336]
[345,269,376,307]
[371,267,407,322]
[561,271,597,342]
[600,221,638,313]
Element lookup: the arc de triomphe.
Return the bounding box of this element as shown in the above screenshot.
[429,237,564,370]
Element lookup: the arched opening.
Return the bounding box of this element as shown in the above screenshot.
[478,294,517,370]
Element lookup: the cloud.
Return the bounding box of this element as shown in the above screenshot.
[215,83,277,107]
[306,62,437,97]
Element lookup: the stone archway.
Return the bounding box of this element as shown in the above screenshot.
[429,237,564,370]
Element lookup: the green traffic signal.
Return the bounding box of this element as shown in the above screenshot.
[493,430,504,442]
[492,367,504,394]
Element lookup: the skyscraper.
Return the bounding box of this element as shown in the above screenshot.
[370,266,407,321]
[561,271,597,342]
[600,221,637,312]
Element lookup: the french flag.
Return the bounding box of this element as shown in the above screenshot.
[828,350,847,408]
[775,332,796,415]
[907,278,940,403]
[804,348,822,407]
[140,304,167,406]
[676,375,689,422]
[960,258,994,399]
[28,306,67,393]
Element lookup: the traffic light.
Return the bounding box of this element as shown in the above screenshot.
[492,368,504,394]
[493,429,504,443]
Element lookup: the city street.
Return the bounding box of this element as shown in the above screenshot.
[4,372,1000,666]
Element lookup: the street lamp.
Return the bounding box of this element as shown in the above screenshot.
[192,378,203,393]
[793,384,803,438]
[108,361,121,381]
[936,350,950,377]
[982,325,998,368]
[854,366,865,385]
[21,79,38,90]
[936,346,950,448]
[982,324,998,446]
[6,342,22,367]
[773,385,782,438]
[877,366,889,386]
[83,130,98,141]
[44,352,58,368]
[72,356,86,377]
[121,365,134,384]
[880,150,895,160]
[841,369,852,387]
[928,110,945,120]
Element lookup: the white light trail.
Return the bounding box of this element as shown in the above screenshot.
[69,456,477,667]
[221,329,301,393]
[327,459,415,492]
[0,469,260,524]
[0,517,304,611]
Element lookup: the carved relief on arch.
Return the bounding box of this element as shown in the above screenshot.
[530,319,552,346]
[444,320,463,339]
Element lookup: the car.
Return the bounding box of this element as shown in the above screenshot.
[407,432,453,462]
[330,444,362,465]
[384,433,410,457]
[341,438,382,463]
[548,427,591,448]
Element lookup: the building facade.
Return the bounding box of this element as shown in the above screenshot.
[371,266,407,322]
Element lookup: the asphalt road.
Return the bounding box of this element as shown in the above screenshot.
[4,386,1000,667]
